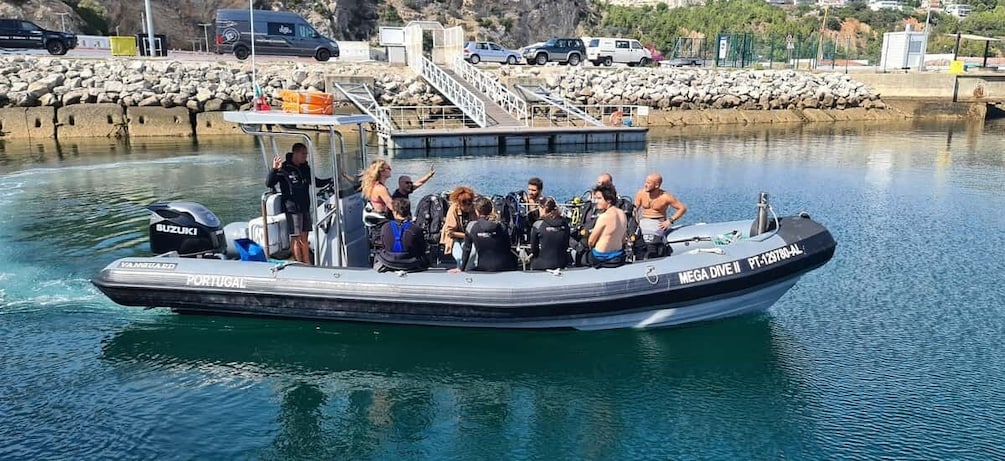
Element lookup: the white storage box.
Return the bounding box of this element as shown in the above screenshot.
[249,215,289,256]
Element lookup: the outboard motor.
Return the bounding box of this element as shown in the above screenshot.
[749,192,771,237]
[148,202,226,257]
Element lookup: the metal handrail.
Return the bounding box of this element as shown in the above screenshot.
[383,105,476,129]
[516,84,604,127]
[331,82,394,135]
[418,56,487,127]
[528,104,647,127]
[450,56,528,125]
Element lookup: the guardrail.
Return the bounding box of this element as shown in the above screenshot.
[528,104,648,128]
[383,105,477,130]
[450,56,528,125]
[419,56,487,127]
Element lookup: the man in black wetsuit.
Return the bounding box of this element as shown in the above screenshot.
[452,197,517,273]
[266,142,332,265]
[529,197,570,270]
[375,197,428,272]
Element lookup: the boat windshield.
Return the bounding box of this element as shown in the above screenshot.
[335,138,364,197]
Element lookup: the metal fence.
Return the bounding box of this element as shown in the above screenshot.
[528,104,648,128]
[383,105,477,130]
[668,33,866,70]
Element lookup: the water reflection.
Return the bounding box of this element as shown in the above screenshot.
[100,315,816,458]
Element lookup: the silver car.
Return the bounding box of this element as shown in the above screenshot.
[463,41,521,65]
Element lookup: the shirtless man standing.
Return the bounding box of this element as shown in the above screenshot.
[587,183,628,267]
[635,172,687,232]
[634,173,687,259]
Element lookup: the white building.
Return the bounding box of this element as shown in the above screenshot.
[869,0,906,11]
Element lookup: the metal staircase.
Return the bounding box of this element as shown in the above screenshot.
[331,82,394,135]
[516,84,604,127]
[418,56,487,127]
[450,56,528,126]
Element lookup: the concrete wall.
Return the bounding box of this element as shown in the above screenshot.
[0,107,56,139]
[853,72,1005,102]
[338,42,372,62]
[126,107,192,137]
[57,104,125,138]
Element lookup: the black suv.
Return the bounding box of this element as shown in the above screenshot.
[0,19,77,55]
[522,37,586,66]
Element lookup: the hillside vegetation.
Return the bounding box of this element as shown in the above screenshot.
[2,0,1001,62]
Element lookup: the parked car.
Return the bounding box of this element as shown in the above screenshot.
[522,37,586,66]
[0,19,77,55]
[215,9,339,61]
[586,37,652,67]
[463,41,521,65]
[661,57,706,67]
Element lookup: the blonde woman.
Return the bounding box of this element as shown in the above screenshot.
[440,185,477,268]
[361,159,394,219]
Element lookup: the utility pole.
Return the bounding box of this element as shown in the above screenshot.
[54,12,70,32]
[920,0,933,71]
[143,0,156,57]
[816,5,829,70]
[198,23,213,54]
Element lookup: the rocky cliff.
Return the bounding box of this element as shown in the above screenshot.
[0,0,596,52]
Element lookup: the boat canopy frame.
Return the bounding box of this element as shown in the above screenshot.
[222,111,374,267]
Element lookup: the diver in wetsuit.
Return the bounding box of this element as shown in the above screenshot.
[266,142,332,265]
[454,197,517,273]
[529,197,570,270]
[374,197,428,272]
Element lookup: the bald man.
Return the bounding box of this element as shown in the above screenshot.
[392,165,435,200]
[634,172,687,232]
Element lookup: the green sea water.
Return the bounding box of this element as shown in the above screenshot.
[1,120,1003,459]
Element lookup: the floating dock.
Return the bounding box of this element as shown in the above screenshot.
[384,125,648,152]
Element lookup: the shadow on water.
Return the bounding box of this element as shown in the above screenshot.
[100,314,818,458]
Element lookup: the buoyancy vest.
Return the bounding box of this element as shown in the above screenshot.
[390,221,412,253]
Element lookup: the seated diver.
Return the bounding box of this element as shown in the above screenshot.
[373,197,428,273]
[586,183,628,268]
[528,197,571,271]
[451,197,518,273]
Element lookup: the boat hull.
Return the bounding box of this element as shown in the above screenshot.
[93,216,836,330]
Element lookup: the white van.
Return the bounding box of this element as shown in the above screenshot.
[586,37,652,67]
[215,9,340,61]
[945,4,971,17]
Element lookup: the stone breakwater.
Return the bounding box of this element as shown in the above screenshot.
[496,66,887,111]
[0,56,885,111]
[0,56,903,139]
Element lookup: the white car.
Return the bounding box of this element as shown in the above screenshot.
[463,41,521,65]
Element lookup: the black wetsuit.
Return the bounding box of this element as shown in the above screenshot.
[529,216,570,270]
[461,218,517,272]
[266,156,331,228]
[375,220,427,272]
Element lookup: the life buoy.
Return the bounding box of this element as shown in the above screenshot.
[609,110,623,126]
[280,101,333,115]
